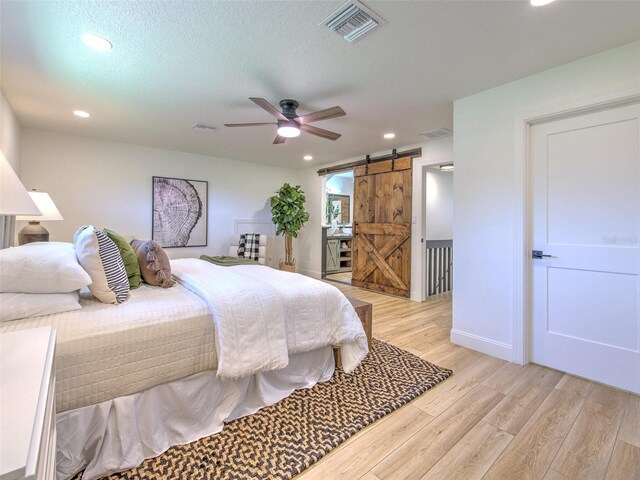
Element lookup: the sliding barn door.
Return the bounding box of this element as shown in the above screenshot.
[352,157,412,297]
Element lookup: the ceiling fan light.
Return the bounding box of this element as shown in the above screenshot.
[277,126,300,138]
[277,120,301,138]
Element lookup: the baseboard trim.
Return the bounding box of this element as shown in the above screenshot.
[410,288,422,303]
[450,329,513,362]
[298,268,322,279]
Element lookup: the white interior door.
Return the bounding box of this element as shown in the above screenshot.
[531,103,640,394]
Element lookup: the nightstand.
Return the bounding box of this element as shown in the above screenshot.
[0,327,56,480]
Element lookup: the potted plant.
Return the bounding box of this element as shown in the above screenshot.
[270,183,310,272]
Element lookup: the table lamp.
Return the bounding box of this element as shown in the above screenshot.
[16,191,63,245]
[0,151,40,217]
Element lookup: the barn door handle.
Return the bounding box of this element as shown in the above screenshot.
[532,250,556,259]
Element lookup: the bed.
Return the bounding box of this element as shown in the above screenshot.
[0,258,368,479]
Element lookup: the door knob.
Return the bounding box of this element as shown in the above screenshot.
[532,250,556,259]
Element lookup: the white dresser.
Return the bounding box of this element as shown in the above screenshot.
[0,327,56,480]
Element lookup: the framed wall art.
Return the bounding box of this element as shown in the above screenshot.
[152,176,208,247]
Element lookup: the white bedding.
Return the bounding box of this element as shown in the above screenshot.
[0,259,368,414]
[172,259,369,378]
[0,283,214,412]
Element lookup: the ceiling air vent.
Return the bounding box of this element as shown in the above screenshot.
[192,122,217,132]
[418,127,452,140]
[320,0,386,44]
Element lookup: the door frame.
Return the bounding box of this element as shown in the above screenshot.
[512,84,640,365]
[411,154,454,301]
[411,157,429,302]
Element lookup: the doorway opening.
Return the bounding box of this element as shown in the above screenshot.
[424,164,453,298]
[322,171,354,285]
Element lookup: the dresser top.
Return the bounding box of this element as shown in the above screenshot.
[0,327,55,480]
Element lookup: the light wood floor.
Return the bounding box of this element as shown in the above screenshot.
[297,285,640,480]
[325,271,352,285]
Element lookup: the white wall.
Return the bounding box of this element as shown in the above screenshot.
[0,88,22,247]
[19,129,299,265]
[425,169,453,241]
[452,40,640,361]
[297,136,454,295]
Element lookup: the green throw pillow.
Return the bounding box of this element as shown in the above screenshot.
[103,228,141,289]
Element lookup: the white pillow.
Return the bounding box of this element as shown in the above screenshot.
[0,242,92,294]
[74,226,129,304]
[0,292,82,322]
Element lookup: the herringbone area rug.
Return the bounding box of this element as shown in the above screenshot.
[102,340,452,480]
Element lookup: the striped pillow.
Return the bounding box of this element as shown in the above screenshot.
[74,226,130,304]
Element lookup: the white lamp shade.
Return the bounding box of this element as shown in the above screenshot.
[16,192,63,221]
[0,151,41,216]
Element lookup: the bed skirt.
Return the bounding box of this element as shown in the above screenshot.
[56,347,335,480]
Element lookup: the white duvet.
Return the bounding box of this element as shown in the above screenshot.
[171,259,368,378]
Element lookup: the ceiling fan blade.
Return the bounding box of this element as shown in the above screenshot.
[300,124,341,141]
[224,122,277,127]
[249,97,288,121]
[273,135,287,144]
[295,106,345,124]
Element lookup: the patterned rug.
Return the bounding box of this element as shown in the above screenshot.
[101,340,452,480]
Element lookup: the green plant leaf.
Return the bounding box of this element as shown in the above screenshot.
[270,183,310,242]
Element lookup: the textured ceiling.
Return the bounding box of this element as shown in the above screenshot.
[2,1,640,168]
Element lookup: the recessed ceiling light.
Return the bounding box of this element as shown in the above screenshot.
[304,155,313,161]
[440,163,454,171]
[73,110,90,118]
[530,0,555,6]
[383,133,395,139]
[82,33,112,51]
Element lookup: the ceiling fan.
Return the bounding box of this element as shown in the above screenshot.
[224,98,346,144]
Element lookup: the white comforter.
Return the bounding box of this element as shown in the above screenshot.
[171,259,368,378]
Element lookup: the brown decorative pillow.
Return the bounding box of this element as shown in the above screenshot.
[130,240,175,288]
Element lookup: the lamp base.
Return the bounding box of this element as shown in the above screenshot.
[18,222,49,245]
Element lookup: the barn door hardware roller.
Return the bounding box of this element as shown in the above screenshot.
[391,148,398,171]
